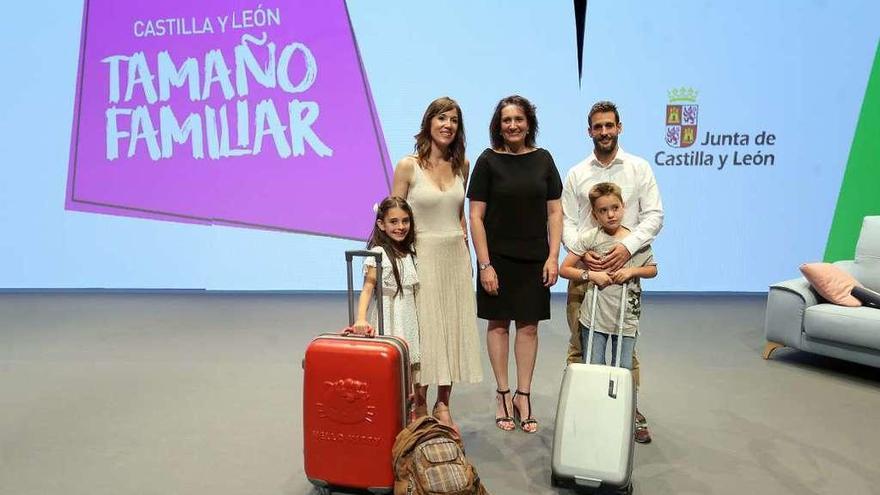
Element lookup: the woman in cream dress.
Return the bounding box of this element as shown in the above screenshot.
[392,97,483,430]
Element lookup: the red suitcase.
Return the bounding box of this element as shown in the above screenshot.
[303,250,411,494]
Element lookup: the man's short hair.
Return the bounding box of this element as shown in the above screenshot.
[588,101,620,127]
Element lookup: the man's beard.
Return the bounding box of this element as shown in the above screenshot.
[593,135,618,152]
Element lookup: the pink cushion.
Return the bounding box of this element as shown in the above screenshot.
[799,263,862,307]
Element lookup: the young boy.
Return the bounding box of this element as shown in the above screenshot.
[559,182,657,370]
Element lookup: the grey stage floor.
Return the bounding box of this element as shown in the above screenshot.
[1,293,878,495]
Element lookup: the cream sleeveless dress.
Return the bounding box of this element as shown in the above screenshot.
[407,162,483,385]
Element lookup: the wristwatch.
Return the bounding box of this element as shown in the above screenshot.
[478,262,492,271]
[580,269,590,281]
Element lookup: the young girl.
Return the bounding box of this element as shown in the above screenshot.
[559,182,657,370]
[352,196,422,406]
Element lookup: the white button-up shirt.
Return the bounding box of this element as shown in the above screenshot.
[561,147,664,256]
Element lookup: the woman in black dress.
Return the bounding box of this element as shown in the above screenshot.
[467,95,562,433]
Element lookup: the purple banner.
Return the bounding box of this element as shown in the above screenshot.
[66,0,391,240]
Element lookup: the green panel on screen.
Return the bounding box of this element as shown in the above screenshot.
[826,40,880,261]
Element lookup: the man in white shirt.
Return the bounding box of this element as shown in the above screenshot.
[562,101,664,443]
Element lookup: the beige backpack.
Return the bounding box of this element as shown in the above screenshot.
[392,416,490,495]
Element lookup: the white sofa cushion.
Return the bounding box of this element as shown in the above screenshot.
[804,303,880,351]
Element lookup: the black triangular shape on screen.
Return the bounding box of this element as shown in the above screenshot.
[574,0,587,87]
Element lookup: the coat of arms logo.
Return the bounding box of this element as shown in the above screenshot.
[665,87,699,148]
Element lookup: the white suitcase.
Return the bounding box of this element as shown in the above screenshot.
[551,282,635,494]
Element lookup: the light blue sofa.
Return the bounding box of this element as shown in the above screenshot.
[763,216,880,368]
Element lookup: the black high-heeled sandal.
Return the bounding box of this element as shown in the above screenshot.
[513,390,538,434]
[495,389,514,431]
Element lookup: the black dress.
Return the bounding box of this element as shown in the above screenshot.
[466,148,563,321]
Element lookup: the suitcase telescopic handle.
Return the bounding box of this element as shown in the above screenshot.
[345,250,385,336]
[585,281,629,368]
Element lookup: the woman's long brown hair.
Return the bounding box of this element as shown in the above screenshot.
[413,97,467,176]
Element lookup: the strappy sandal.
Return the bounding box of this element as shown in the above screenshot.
[513,390,538,434]
[495,389,514,431]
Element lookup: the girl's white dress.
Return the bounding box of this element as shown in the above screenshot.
[364,246,420,363]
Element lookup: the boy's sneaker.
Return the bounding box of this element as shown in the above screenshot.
[634,410,652,444]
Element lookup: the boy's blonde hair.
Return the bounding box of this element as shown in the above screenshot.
[588,182,623,207]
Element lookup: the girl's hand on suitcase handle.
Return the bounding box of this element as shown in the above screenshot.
[348,320,376,337]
